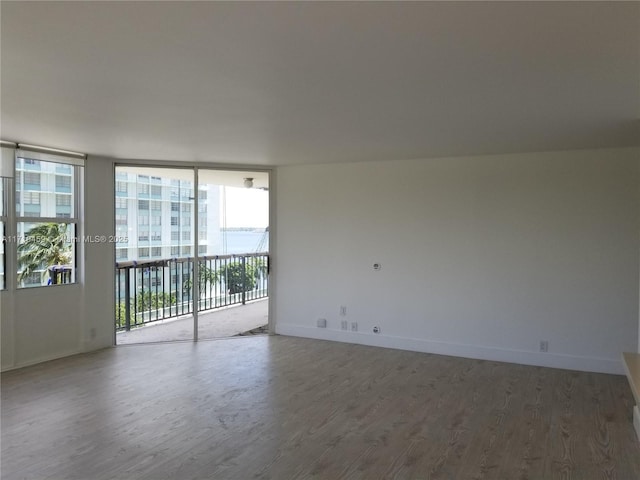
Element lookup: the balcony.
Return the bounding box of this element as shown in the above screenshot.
[115,252,268,342]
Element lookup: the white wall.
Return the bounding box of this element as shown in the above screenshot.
[274,148,640,374]
[1,156,115,370]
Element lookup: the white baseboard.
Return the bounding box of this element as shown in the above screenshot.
[275,325,623,375]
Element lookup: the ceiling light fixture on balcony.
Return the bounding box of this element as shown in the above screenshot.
[243,177,254,188]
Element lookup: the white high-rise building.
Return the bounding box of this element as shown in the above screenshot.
[114,171,221,262]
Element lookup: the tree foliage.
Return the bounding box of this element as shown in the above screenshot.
[218,259,266,294]
[17,223,72,283]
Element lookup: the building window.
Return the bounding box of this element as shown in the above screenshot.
[116,197,128,209]
[55,175,71,189]
[56,194,71,206]
[116,181,128,193]
[151,201,161,211]
[139,215,149,226]
[171,216,179,226]
[170,246,179,256]
[115,214,127,225]
[151,185,162,196]
[138,200,149,210]
[181,216,191,226]
[181,203,191,213]
[171,202,179,212]
[116,248,128,260]
[23,192,40,204]
[182,231,190,241]
[151,216,161,226]
[198,245,207,254]
[24,172,41,186]
[181,246,191,256]
[137,183,149,195]
[151,247,162,257]
[171,231,179,241]
[138,247,149,258]
[138,233,149,242]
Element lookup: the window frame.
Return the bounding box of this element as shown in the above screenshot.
[14,149,84,289]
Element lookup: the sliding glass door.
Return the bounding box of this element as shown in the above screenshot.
[114,166,269,344]
[197,169,269,341]
[114,166,195,344]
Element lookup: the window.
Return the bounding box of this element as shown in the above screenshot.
[198,245,207,254]
[15,152,83,288]
[55,175,71,189]
[151,185,162,196]
[56,194,71,206]
[23,192,40,204]
[151,247,162,257]
[181,216,191,226]
[138,233,149,242]
[138,200,149,210]
[116,197,128,209]
[151,233,161,242]
[115,214,127,225]
[137,183,149,195]
[139,215,149,226]
[171,216,179,226]
[170,246,179,256]
[116,181,128,193]
[116,248,128,260]
[171,202,179,212]
[171,231,179,241]
[151,201,161,211]
[182,246,191,255]
[138,247,149,258]
[181,203,191,213]
[151,216,161,226]
[182,231,190,241]
[24,172,40,186]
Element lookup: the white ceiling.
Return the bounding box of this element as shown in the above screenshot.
[1,2,638,166]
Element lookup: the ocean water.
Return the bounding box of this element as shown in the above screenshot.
[220,230,269,254]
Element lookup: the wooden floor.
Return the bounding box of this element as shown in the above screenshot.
[2,336,640,480]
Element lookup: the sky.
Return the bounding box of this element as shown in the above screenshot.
[220,187,269,229]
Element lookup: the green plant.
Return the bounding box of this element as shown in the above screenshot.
[218,259,265,294]
[135,292,176,311]
[182,264,218,297]
[17,223,72,283]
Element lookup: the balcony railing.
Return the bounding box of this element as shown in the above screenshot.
[115,252,268,331]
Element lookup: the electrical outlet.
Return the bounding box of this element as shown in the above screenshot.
[340,306,347,316]
[373,326,380,334]
[539,340,548,352]
[341,320,348,330]
[351,322,358,332]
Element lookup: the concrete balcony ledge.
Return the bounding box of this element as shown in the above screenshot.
[623,352,640,440]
